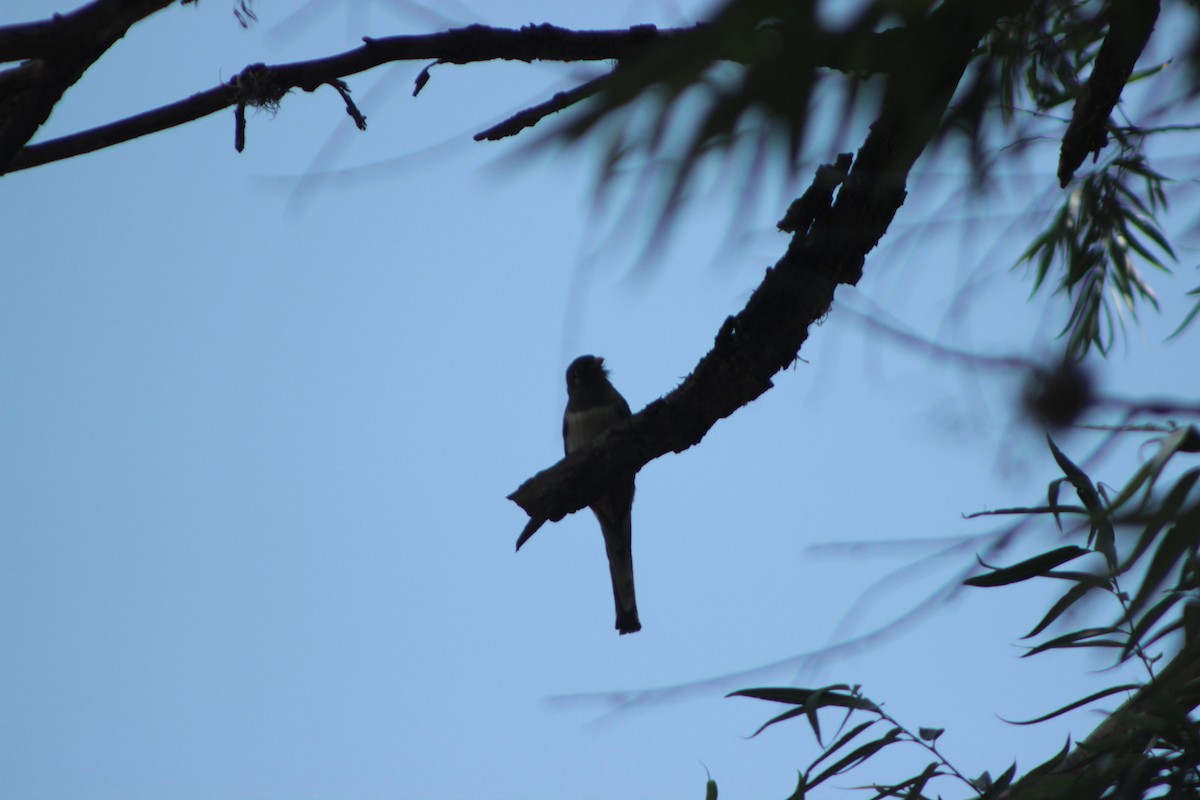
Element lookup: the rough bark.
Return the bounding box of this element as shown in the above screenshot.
[509,0,1038,540]
[0,0,173,172]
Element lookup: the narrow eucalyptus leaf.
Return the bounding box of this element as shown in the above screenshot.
[786,771,806,800]
[964,546,1090,587]
[749,705,809,738]
[728,687,819,705]
[1002,683,1140,724]
[1047,437,1102,512]
[806,721,877,775]
[1129,525,1196,616]
[1025,581,1100,639]
[809,728,904,790]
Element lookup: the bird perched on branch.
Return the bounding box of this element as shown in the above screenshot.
[563,355,640,635]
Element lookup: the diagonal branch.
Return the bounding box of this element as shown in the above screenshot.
[0,0,173,63]
[0,0,174,172]
[474,69,613,142]
[1057,0,1161,186]
[508,0,1037,545]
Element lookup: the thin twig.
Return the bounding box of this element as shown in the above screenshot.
[475,70,613,141]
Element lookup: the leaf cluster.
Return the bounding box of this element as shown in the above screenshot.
[1019,156,1174,359]
[727,684,1011,800]
[990,1,1104,120]
[559,0,1197,353]
[558,0,936,233]
[970,428,1200,668]
[958,427,1200,799]
[730,424,1200,799]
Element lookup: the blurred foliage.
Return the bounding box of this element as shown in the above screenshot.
[547,3,1200,797]
[1018,156,1173,359]
[564,0,1200,356]
[731,423,1200,798]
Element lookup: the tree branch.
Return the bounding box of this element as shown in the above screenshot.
[0,0,173,63]
[508,0,1037,544]
[474,69,612,142]
[1057,0,1160,186]
[2,10,933,174]
[0,0,174,172]
[2,22,689,173]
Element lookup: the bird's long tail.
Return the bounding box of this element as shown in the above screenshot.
[598,506,640,635]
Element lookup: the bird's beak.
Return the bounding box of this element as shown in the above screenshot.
[596,357,605,367]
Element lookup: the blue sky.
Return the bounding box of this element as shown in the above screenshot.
[2,2,1199,799]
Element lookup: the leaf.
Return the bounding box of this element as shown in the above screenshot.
[1002,683,1140,725]
[1022,626,1124,656]
[786,771,807,800]
[1187,601,1200,646]
[1127,523,1197,617]
[863,761,943,800]
[1125,211,1175,260]
[808,728,904,791]
[1123,591,1183,660]
[1047,436,1101,512]
[1112,156,1170,183]
[904,761,943,800]
[729,686,829,705]
[978,762,1018,800]
[1148,429,1200,483]
[917,727,943,742]
[1141,617,1184,650]
[805,686,827,744]
[1048,477,1066,529]
[1166,284,1200,340]
[1047,436,1116,564]
[1024,737,1073,781]
[1105,461,1156,519]
[1040,570,1109,584]
[746,704,810,738]
[1024,638,1127,655]
[973,770,992,792]
[1111,432,1200,514]
[729,685,879,738]
[807,721,877,775]
[964,546,1091,587]
[728,686,878,712]
[1024,579,1105,639]
[1120,468,1200,572]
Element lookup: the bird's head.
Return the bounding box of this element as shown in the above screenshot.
[565,354,608,391]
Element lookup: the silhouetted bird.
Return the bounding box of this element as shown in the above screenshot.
[563,355,640,635]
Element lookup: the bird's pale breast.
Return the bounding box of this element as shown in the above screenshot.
[564,406,626,453]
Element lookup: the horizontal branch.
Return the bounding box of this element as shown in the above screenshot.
[4,9,928,174]
[4,23,689,173]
